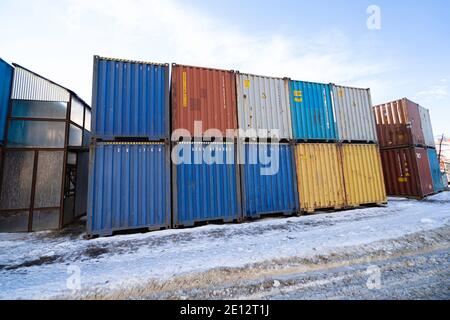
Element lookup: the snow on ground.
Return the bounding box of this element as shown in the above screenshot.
[0,192,449,300]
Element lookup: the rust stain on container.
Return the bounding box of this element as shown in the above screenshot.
[172,64,237,139]
[380,147,434,198]
[373,98,425,148]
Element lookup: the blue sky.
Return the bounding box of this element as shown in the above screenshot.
[1,0,449,136]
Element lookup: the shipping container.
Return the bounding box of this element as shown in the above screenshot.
[427,148,444,192]
[240,143,299,218]
[294,143,346,212]
[331,85,377,143]
[0,59,13,145]
[92,56,170,141]
[340,144,387,206]
[173,142,241,226]
[236,73,292,140]
[379,147,434,198]
[373,98,425,148]
[442,172,448,188]
[419,106,435,148]
[289,81,337,141]
[172,64,237,139]
[87,142,171,237]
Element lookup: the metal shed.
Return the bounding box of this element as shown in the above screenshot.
[0,64,91,232]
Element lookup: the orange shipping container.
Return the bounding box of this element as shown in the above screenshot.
[171,64,238,139]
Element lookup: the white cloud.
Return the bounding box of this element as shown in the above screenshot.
[415,84,449,100]
[48,0,392,100]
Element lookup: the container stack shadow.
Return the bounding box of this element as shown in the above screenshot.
[374,98,445,199]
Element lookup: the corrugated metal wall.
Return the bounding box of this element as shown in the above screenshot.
[331,85,377,142]
[0,59,13,144]
[289,81,337,141]
[294,144,346,212]
[236,74,292,140]
[172,64,237,139]
[373,98,426,148]
[173,142,241,226]
[92,56,170,140]
[340,144,386,206]
[11,66,70,102]
[380,147,434,198]
[427,148,444,192]
[419,106,435,148]
[87,143,171,236]
[240,143,298,217]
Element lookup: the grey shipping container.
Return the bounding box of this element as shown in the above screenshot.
[331,85,377,143]
[236,73,292,140]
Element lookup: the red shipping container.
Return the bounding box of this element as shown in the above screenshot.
[380,147,434,198]
[373,98,425,148]
[171,64,238,139]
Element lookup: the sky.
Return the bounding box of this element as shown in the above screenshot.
[1,0,449,136]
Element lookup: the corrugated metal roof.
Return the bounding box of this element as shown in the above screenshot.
[237,73,292,140]
[11,63,90,108]
[11,66,71,102]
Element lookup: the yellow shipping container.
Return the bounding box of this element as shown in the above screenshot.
[294,144,346,213]
[340,144,387,206]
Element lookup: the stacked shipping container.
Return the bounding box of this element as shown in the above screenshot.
[374,98,442,198]
[290,81,386,212]
[88,56,171,237]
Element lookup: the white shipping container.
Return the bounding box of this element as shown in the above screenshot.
[236,73,292,140]
[418,105,435,148]
[331,84,377,142]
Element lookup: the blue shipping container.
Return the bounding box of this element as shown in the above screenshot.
[87,142,171,237]
[173,142,242,227]
[241,143,299,218]
[0,59,13,144]
[92,56,170,141]
[427,148,444,192]
[289,80,337,141]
